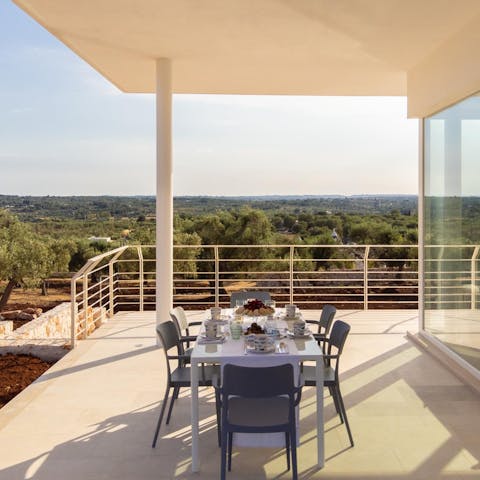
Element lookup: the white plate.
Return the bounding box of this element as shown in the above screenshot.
[205,318,228,325]
[266,332,287,340]
[199,334,225,341]
[245,344,276,354]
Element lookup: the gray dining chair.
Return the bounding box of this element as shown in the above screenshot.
[151,321,218,448]
[170,306,202,348]
[301,320,354,447]
[230,291,271,308]
[214,364,303,480]
[305,304,336,352]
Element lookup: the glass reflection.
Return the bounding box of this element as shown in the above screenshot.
[424,94,480,370]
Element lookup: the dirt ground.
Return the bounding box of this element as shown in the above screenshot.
[6,285,71,311]
[0,354,54,408]
[0,286,68,408]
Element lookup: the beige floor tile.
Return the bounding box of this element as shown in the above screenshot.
[0,309,479,480]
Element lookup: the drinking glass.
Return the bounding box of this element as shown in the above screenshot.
[230,322,242,340]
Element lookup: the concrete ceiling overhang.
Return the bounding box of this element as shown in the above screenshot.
[12,0,480,100]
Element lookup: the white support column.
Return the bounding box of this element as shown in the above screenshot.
[156,58,173,325]
[418,119,425,332]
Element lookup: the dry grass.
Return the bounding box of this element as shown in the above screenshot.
[1,283,70,312]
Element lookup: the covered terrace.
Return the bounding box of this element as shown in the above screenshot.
[4,0,480,478]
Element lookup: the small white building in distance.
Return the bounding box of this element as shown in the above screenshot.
[88,236,112,243]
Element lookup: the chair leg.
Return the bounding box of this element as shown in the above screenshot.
[290,426,298,480]
[166,385,179,424]
[336,385,354,447]
[220,430,228,480]
[152,385,171,448]
[330,385,343,422]
[285,432,291,471]
[215,390,221,447]
[227,432,233,471]
[174,386,180,399]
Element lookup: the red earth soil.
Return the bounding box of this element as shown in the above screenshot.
[0,354,54,408]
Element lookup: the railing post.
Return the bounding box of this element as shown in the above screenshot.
[108,260,115,318]
[137,245,144,312]
[83,274,88,339]
[214,246,220,307]
[70,278,77,349]
[289,245,294,304]
[364,246,370,310]
[471,246,479,310]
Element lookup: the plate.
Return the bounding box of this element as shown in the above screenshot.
[199,334,225,341]
[266,332,287,340]
[205,318,228,325]
[245,344,276,354]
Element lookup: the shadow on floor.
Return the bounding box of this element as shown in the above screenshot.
[2,339,480,479]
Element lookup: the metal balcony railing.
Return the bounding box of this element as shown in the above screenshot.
[70,243,480,346]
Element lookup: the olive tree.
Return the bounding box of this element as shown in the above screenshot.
[0,211,53,309]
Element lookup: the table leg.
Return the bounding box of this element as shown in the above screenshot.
[191,360,200,472]
[316,358,324,468]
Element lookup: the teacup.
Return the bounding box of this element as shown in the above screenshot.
[253,334,273,351]
[205,321,219,339]
[266,327,280,338]
[293,320,306,336]
[265,318,279,337]
[210,307,222,320]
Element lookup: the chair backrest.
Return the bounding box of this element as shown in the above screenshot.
[170,306,188,333]
[156,321,181,378]
[156,321,180,351]
[328,320,351,355]
[325,320,351,377]
[222,364,294,398]
[230,291,271,308]
[318,304,336,334]
[221,364,299,434]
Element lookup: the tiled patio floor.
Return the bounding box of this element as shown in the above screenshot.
[0,309,479,479]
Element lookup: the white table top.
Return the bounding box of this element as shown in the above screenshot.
[191,310,323,364]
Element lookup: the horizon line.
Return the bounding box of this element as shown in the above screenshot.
[0,193,419,199]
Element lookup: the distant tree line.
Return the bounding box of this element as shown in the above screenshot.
[0,197,421,306]
[4,195,480,306]
[0,194,417,220]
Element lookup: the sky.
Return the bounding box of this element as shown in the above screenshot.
[0,2,419,197]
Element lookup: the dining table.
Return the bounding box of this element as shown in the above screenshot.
[190,308,324,472]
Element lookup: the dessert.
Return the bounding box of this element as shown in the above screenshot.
[235,299,275,316]
[244,322,265,335]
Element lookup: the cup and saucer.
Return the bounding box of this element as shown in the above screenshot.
[245,334,275,354]
[287,320,312,338]
[200,321,225,343]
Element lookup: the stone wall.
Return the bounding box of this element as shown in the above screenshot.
[13,303,72,340]
[0,303,108,361]
[0,321,13,336]
[77,306,108,337]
